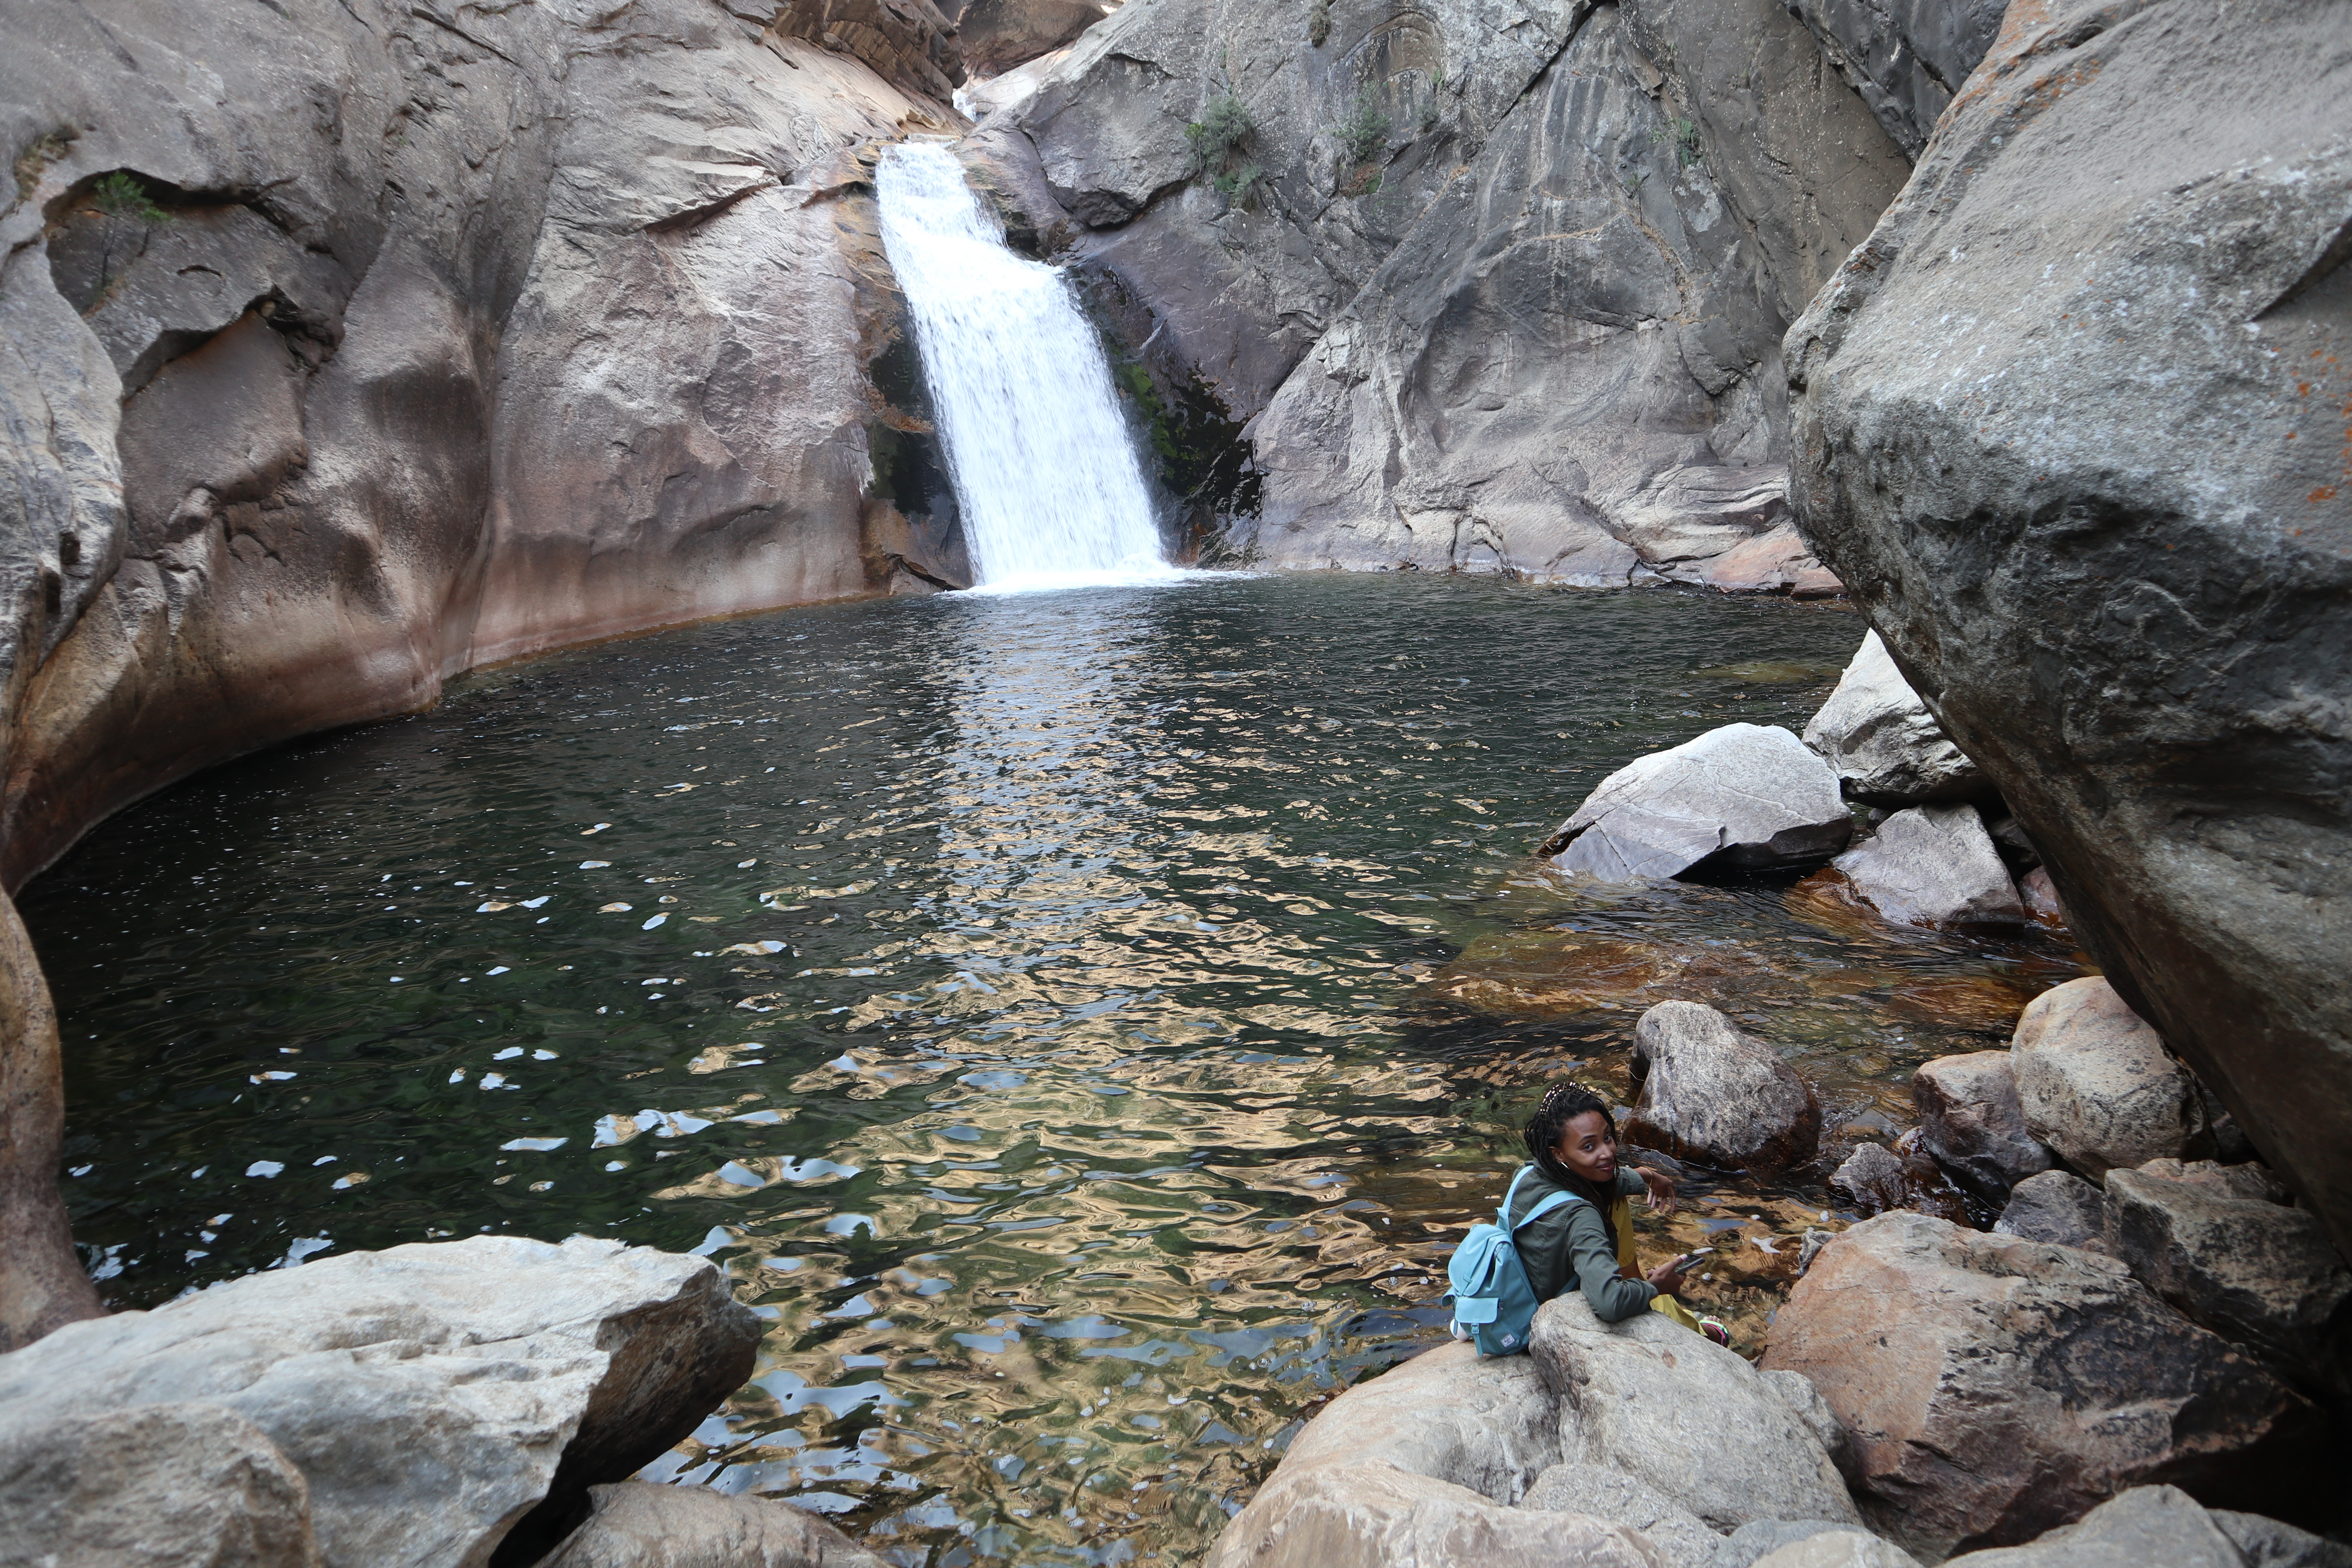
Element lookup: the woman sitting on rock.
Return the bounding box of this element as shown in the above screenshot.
[1512,1082,1730,1345]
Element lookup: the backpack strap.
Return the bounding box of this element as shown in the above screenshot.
[1498,1163,1584,1232]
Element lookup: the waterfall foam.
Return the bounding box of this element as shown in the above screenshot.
[876,141,1184,593]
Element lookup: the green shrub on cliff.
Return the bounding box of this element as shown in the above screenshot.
[1186,94,1252,173]
[1307,0,1330,46]
[91,172,169,224]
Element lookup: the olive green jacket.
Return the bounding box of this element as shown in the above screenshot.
[1506,1165,1655,1323]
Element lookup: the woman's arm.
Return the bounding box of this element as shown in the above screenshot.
[1563,1203,1656,1322]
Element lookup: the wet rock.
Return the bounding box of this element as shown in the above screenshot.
[536,1482,887,1568]
[1531,1293,1861,1533]
[0,1236,759,1568]
[1802,632,1988,806]
[1783,0,2352,1262]
[1629,1001,1823,1179]
[1939,1485,2246,1568]
[1761,1212,2328,1558]
[1749,1533,1923,1568]
[2011,978,2207,1181]
[1207,1461,1666,1568]
[1829,1143,1909,1216]
[1832,804,2025,928]
[2019,867,2066,926]
[1276,1339,1559,1504]
[1731,1523,1910,1568]
[1523,1463,1719,1566]
[2211,1509,2352,1568]
[1543,724,1851,882]
[0,1401,318,1568]
[1912,1051,2056,1202]
[953,0,1111,79]
[1993,1171,2109,1254]
[2104,1160,2352,1402]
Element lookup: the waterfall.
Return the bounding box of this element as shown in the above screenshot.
[875,141,1181,592]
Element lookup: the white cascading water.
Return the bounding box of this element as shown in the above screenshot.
[875,141,1181,592]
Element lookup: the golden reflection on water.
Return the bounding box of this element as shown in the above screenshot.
[30,575,2085,1568]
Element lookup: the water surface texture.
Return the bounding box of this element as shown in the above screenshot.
[34,575,2081,1567]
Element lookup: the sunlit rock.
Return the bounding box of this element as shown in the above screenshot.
[1629,1000,1821,1179]
[2010,978,2207,1181]
[1543,724,1851,883]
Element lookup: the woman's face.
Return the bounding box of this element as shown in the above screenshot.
[1552,1110,1618,1184]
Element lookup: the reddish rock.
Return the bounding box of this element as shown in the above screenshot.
[1761,1212,2328,1558]
[1700,523,1824,594]
[2019,866,2066,926]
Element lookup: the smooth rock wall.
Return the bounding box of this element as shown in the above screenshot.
[0,0,957,1339]
[1781,0,2352,1254]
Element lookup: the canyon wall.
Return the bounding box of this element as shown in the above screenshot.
[0,0,964,1346]
[1784,0,2352,1256]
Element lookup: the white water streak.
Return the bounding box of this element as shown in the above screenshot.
[876,142,1182,593]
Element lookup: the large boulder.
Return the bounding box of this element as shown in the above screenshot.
[1831,804,2025,927]
[1940,1485,2248,1568]
[536,1482,887,1568]
[1543,725,1852,883]
[1993,1170,2109,1254]
[0,1401,318,1568]
[1274,1339,1560,1505]
[1751,1535,1923,1568]
[1760,1212,2328,1558]
[1782,0,2352,1261]
[1531,1293,1861,1534]
[0,1236,760,1568]
[1629,1001,1822,1178]
[2211,1510,2352,1568]
[1521,1463,1719,1566]
[1912,1051,2056,1202]
[1803,632,1989,805]
[2103,1160,2352,1403]
[2011,978,2208,1180]
[1208,1460,1669,1568]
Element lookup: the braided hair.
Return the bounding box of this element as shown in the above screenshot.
[1524,1081,1622,1254]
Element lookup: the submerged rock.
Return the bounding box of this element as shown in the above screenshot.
[0,1401,318,1568]
[2104,1160,2352,1403]
[1530,1299,1860,1537]
[1831,804,2025,928]
[536,1482,887,1568]
[2011,978,2207,1181]
[1911,1051,2056,1202]
[0,1235,760,1568]
[1993,1171,2109,1254]
[1629,1000,1822,1179]
[1762,1213,2328,1558]
[1543,724,1851,882]
[1802,633,1987,806]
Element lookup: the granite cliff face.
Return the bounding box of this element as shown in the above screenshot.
[1783,0,2352,1256]
[969,0,1933,584]
[0,0,965,1347]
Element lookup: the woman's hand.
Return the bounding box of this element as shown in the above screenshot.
[1634,1165,1679,1215]
[1645,1256,1688,1296]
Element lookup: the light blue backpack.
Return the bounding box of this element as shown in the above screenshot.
[1445,1164,1581,1356]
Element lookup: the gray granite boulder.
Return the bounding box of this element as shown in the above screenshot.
[2011,978,2207,1181]
[1913,1051,2056,1202]
[1993,1171,2109,1254]
[1274,1339,1560,1505]
[1762,1213,2327,1558]
[1208,1460,1668,1568]
[0,1236,759,1568]
[1630,1001,1823,1179]
[536,1482,887,1568]
[1833,804,2025,927]
[1524,1463,1719,1567]
[0,1401,318,1568]
[2104,1160,2352,1403]
[1544,725,1852,883]
[1940,1485,2247,1568]
[1803,632,1988,806]
[1750,1533,1923,1568]
[1532,1293,1862,1534]
[2212,1509,2352,1568]
[1782,0,2352,1262]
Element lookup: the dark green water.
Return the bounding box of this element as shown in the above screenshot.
[32,574,2080,1566]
